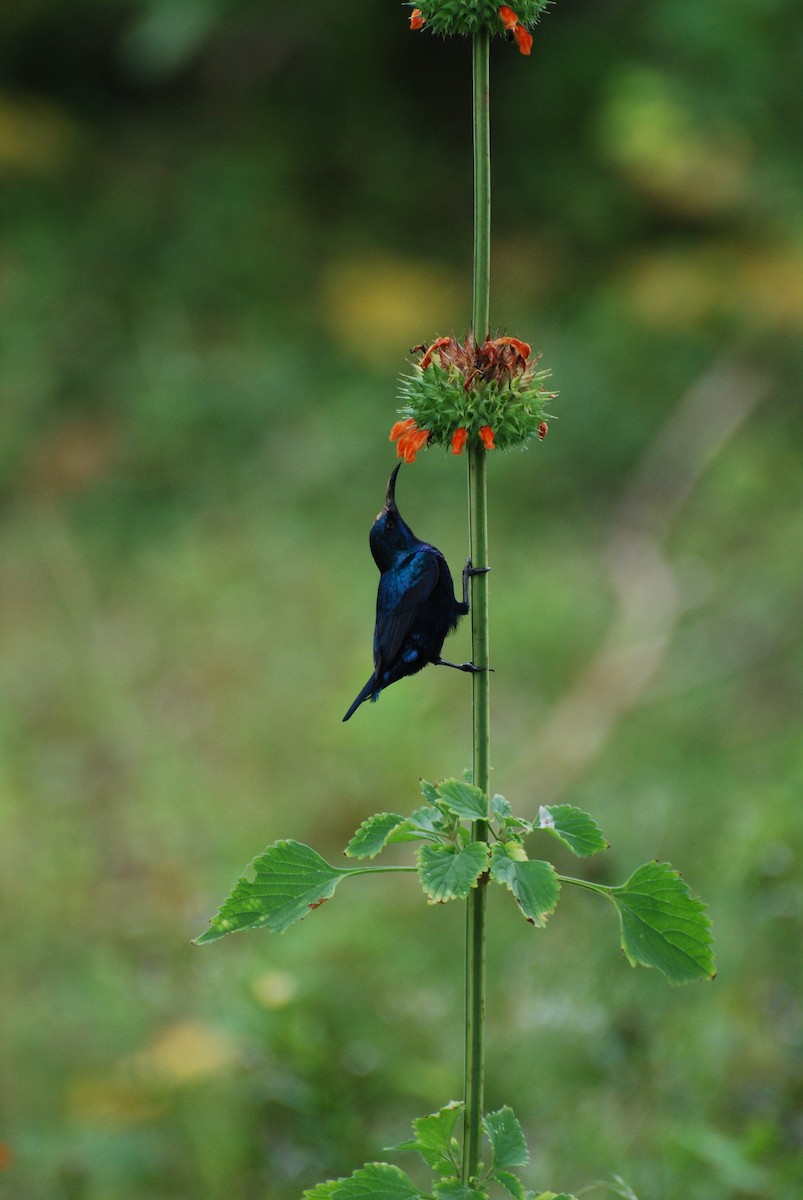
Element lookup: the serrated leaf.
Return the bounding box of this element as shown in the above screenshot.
[346,813,408,859]
[610,861,715,984]
[387,805,443,843]
[534,805,608,857]
[482,1107,529,1169]
[388,1102,464,1173]
[412,1102,464,1159]
[432,1182,488,1200]
[303,1182,344,1199]
[418,842,490,903]
[420,779,440,805]
[490,843,560,927]
[491,794,512,819]
[380,821,421,845]
[409,804,445,831]
[437,779,489,821]
[492,1171,527,1200]
[195,841,349,943]
[335,1163,422,1200]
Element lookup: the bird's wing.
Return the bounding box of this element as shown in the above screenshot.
[374,549,440,675]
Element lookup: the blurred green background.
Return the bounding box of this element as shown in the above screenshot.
[1,1,802,1197]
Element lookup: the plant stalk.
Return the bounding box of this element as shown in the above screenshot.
[463,27,491,1186]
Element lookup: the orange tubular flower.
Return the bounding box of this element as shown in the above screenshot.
[451,427,468,455]
[409,8,425,29]
[397,426,430,463]
[498,6,532,55]
[389,418,416,442]
[479,426,496,450]
[496,335,531,358]
[419,336,452,370]
[513,24,533,54]
[390,416,430,463]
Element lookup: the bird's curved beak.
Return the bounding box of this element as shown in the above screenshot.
[385,463,401,511]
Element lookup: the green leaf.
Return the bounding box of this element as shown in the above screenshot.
[491,794,512,820]
[388,1102,464,1174]
[408,803,445,831]
[436,779,489,821]
[194,840,349,943]
[490,843,560,926]
[491,1171,527,1200]
[610,861,715,984]
[432,1182,488,1200]
[387,805,444,844]
[303,1182,343,1199]
[346,813,408,859]
[418,842,490,903]
[420,779,441,805]
[334,1163,422,1200]
[411,1102,463,1171]
[532,1194,577,1200]
[534,805,608,857]
[482,1107,529,1169]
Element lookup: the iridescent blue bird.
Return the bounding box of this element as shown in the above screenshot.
[343,464,488,721]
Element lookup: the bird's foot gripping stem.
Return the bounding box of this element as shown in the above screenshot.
[462,557,490,609]
[436,657,494,675]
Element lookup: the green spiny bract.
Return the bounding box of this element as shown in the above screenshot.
[397,333,556,453]
[407,0,552,39]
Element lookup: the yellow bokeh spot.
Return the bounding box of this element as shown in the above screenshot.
[321,254,462,364]
[67,1077,159,1127]
[66,1021,241,1128]
[620,243,803,332]
[250,970,297,1010]
[0,94,80,175]
[596,68,750,217]
[130,1019,240,1085]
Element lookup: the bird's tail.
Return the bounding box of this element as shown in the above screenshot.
[342,674,378,722]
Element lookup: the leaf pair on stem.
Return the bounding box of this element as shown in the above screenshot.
[195,777,714,988]
[304,1101,572,1200]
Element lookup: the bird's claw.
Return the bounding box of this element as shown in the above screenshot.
[436,657,494,675]
[464,557,491,577]
[461,558,490,609]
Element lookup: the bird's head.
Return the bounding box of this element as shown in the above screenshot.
[369,464,416,567]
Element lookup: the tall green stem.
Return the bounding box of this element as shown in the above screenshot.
[472,30,491,341]
[463,27,491,1186]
